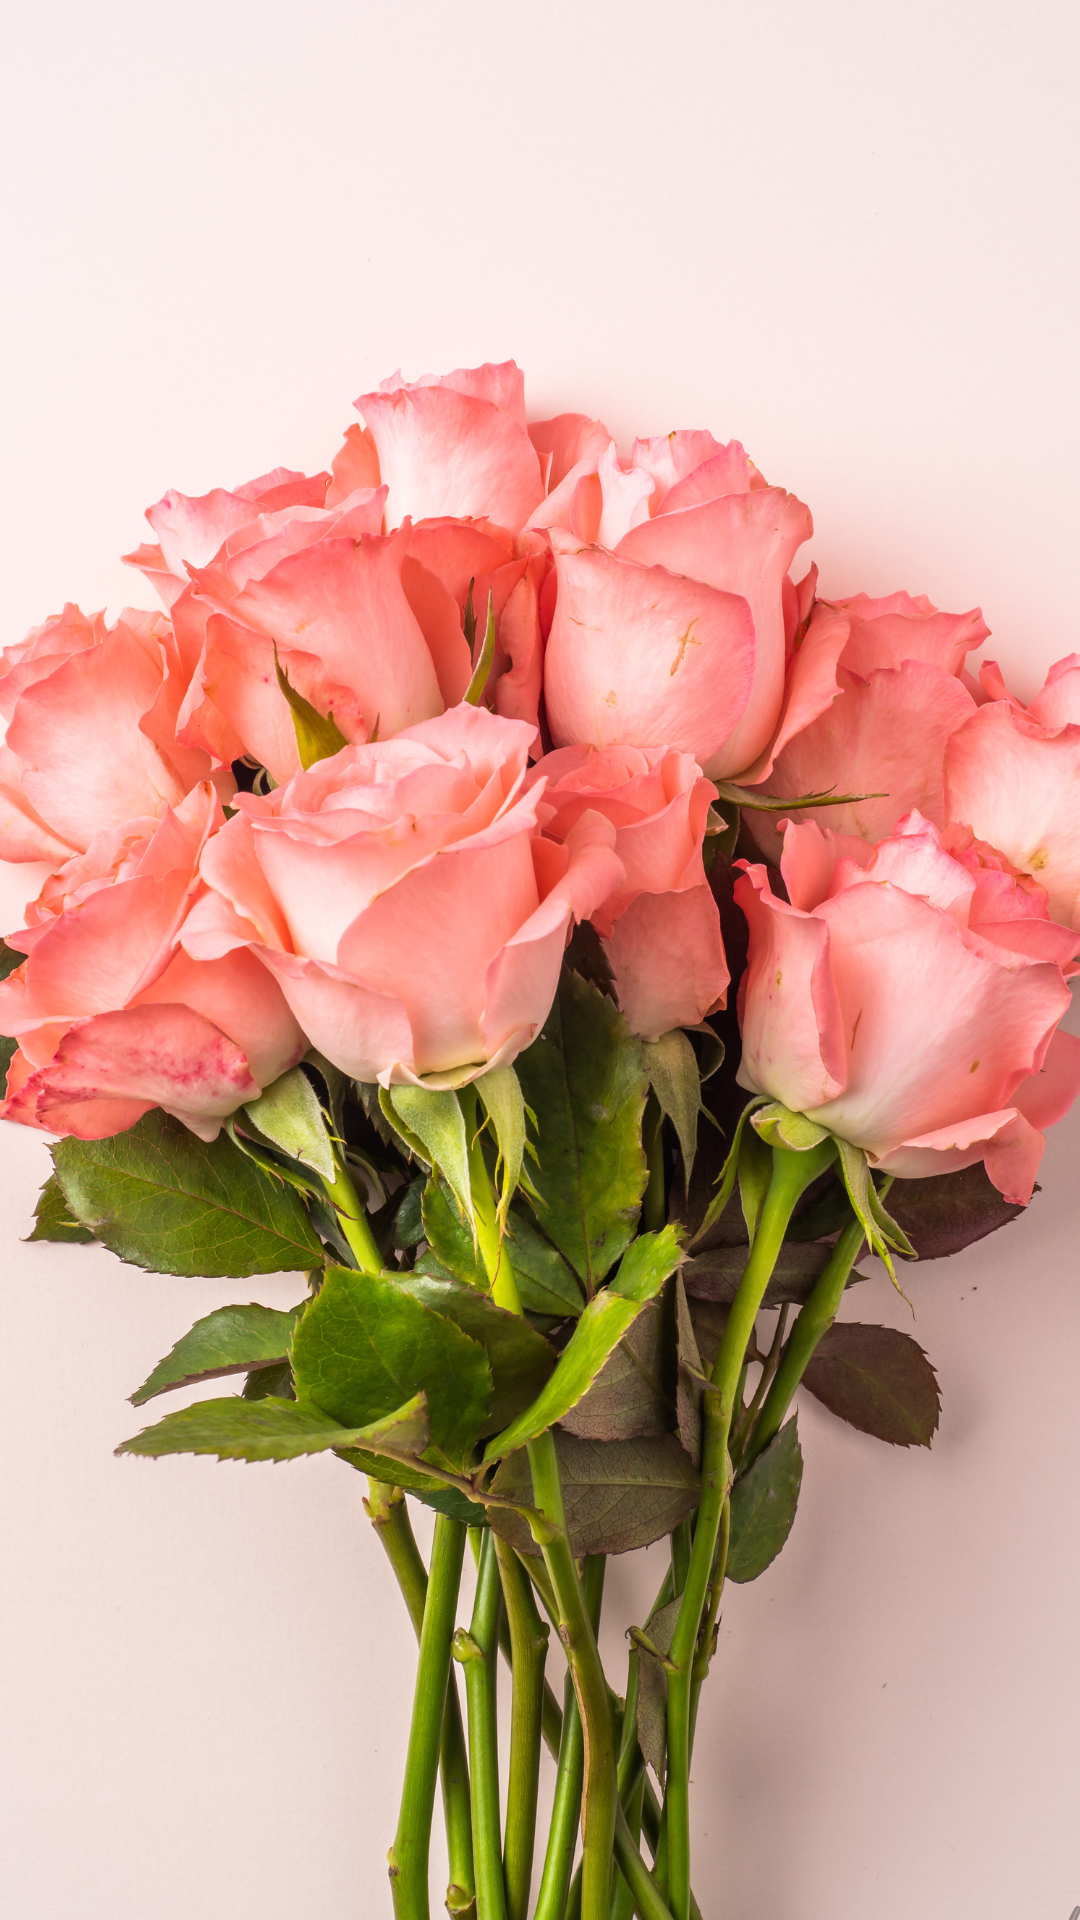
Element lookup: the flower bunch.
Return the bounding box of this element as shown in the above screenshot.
[4,361,1078,1920]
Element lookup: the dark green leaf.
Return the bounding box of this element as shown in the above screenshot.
[243,1361,295,1401]
[0,941,24,983]
[885,1162,1026,1261]
[675,1275,705,1467]
[482,1231,680,1463]
[26,1173,96,1244]
[131,1303,305,1406]
[802,1322,940,1447]
[339,1452,487,1527]
[683,1241,864,1308]
[422,1174,487,1289]
[118,1391,429,1463]
[726,1418,803,1583]
[488,1434,699,1558]
[394,1270,556,1433]
[290,1265,491,1465]
[635,1597,681,1783]
[52,1112,324,1278]
[395,1177,426,1249]
[559,1300,670,1443]
[514,970,647,1291]
[641,1030,706,1186]
[506,1208,585,1318]
[0,1034,16,1089]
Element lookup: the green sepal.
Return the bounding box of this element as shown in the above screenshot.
[688,1095,768,1248]
[476,1064,527,1229]
[750,1101,833,1153]
[712,780,885,813]
[835,1141,916,1282]
[382,1085,474,1233]
[274,645,349,768]
[243,1066,335,1181]
[422,1174,487,1289]
[463,591,495,705]
[738,1121,773,1245]
[117,1390,430,1464]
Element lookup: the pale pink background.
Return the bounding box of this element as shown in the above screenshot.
[1,2,1079,1915]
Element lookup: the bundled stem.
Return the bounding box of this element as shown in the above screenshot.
[663,1139,837,1920]
[456,1530,507,1920]
[743,1212,870,1468]
[493,1537,549,1920]
[389,1514,469,1920]
[321,1146,384,1273]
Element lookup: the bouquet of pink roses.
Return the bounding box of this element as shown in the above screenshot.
[2,360,1077,1920]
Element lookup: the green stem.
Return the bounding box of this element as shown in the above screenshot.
[493,1537,549,1920]
[364,1484,475,1915]
[669,1517,692,1597]
[457,1531,506,1920]
[528,1438,617,1920]
[642,1094,667,1234]
[461,1086,521,1312]
[321,1146,383,1273]
[743,1213,868,1469]
[532,1663,585,1920]
[389,1514,468,1920]
[663,1140,837,1920]
[611,1771,647,1920]
[614,1801,676,1920]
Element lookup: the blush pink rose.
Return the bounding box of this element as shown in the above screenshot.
[750,589,989,855]
[181,704,624,1088]
[735,811,1080,1203]
[0,783,305,1139]
[124,466,333,609]
[532,744,728,1039]
[944,655,1080,931]
[355,361,546,534]
[0,604,223,878]
[537,429,819,779]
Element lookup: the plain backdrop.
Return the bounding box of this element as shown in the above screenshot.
[1,2,1079,1915]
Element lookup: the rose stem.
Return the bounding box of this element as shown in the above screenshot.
[389,1513,469,1920]
[531,1553,605,1920]
[663,1139,838,1920]
[611,1772,649,1920]
[320,1144,384,1273]
[365,1483,475,1916]
[493,1536,549,1920]
[456,1529,507,1920]
[740,1211,868,1470]
[642,1093,667,1234]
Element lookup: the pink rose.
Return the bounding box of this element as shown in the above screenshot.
[735,811,1080,1203]
[537,429,819,779]
[533,744,728,1038]
[124,466,333,610]
[751,588,989,854]
[182,704,624,1088]
[0,783,304,1139]
[944,655,1080,931]
[0,603,222,878]
[355,361,546,534]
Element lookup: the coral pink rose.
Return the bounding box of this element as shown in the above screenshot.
[182,704,624,1088]
[735,812,1080,1203]
[751,589,989,855]
[124,466,333,609]
[0,604,222,877]
[355,361,545,534]
[533,744,728,1038]
[0,783,305,1139]
[944,655,1080,931]
[538,430,819,779]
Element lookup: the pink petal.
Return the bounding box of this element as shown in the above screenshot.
[603,881,728,1040]
[945,701,1080,930]
[326,424,382,507]
[734,865,847,1111]
[834,592,989,680]
[400,558,473,708]
[358,384,544,531]
[256,945,416,1083]
[133,945,305,1090]
[739,601,850,786]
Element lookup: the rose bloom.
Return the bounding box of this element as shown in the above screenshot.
[752,590,989,853]
[945,654,1080,931]
[0,783,304,1139]
[735,811,1080,1203]
[533,426,832,781]
[182,704,624,1088]
[533,744,728,1039]
[0,603,222,880]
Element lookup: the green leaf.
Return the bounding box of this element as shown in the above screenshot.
[394,1270,556,1433]
[243,1360,295,1401]
[477,1065,527,1228]
[26,1172,96,1244]
[488,1434,700,1558]
[463,591,495,705]
[274,646,349,769]
[52,1112,325,1277]
[726,1417,803,1583]
[514,969,648,1292]
[131,1303,305,1406]
[802,1322,941,1447]
[505,1208,585,1318]
[481,1230,680,1463]
[243,1067,335,1181]
[0,940,24,983]
[675,1273,705,1467]
[118,1390,429,1463]
[394,1177,427,1249]
[290,1265,492,1466]
[684,1240,865,1309]
[384,1085,473,1230]
[341,1453,487,1527]
[422,1174,487,1289]
[559,1299,670,1443]
[635,1597,681,1783]
[641,1029,707,1186]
